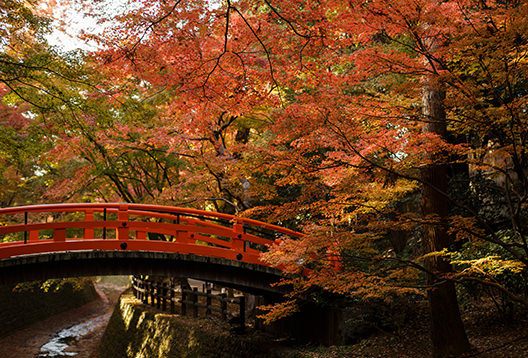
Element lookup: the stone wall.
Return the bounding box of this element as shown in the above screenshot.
[98,291,285,358]
[0,278,97,338]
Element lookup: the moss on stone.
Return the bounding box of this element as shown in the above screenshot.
[99,291,284,358]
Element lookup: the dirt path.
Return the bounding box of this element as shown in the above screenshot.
[0,282,125,358]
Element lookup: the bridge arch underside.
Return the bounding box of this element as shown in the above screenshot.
[0,251,289,297]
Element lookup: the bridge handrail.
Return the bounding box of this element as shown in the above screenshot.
[0,203,304,267]
[0,203,303,239]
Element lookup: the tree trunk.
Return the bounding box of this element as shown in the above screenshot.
[421,81,471,358]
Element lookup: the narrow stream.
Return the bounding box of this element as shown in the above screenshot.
[38,312,112,357]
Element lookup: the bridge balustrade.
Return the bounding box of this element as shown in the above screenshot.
[0,203,303,267]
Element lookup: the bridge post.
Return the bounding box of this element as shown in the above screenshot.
[117,205,129,241]
[54,228,66,242]
[132,276,136,297]
[156,281,161,309]
[142,279,147,303]
[206,288,212,316]
[162,282,168,311]
[23,212,39,242]
[141,278,147,304]
[103,208,107,239]
[135,277,140,301]
[232,222,245,257]
[24,212,28,244]
[84,210,94,240]
[149,281,155,305]
[220,293,227,320]
[170,283,175,313]
[181,284,187,316]
[239,295,246,331]
[192,287,198,318]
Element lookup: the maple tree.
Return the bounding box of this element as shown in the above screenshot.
[2,0,528,356]
[0,0,65,207]
[33,0,280,212]
[53,0,527,356]
[252,1,527,357]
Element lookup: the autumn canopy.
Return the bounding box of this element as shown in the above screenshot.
[1,0,527,356]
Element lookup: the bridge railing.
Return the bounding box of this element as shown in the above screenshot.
[0,203,303,266]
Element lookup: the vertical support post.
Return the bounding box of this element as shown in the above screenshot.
[24,211,38,242]
[156,281,161,309]
[178,231,194,243]
[239,295,246,331]
[142,277,147,304]
[136,276,140,300]
[206,289,212,316]
[84,210,94,240]
[181,284,187,316]
[24,212,28,244]
[192,287,198,318]
[170,283,175,314]
[117,205,129,241]
[221,294,227,320]
[29,230,38,242]
[103,208,107,240]
[137,280,141,300]
[54,228,66,242]
[144,280,148,304]
[233,222,245,256]
[149,281,156,306]
[175,216,192,244]
[162,282,167,311]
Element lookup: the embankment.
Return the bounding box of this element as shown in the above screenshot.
[0,278,97,338]
[98,291,285,358]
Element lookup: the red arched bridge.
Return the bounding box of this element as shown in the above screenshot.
[0,203,303,294]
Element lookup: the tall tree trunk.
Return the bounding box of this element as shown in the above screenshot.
[421,80,471,358]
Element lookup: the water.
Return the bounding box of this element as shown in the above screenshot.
[38,312,112,357]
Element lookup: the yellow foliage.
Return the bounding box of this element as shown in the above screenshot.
[453,256,526,276]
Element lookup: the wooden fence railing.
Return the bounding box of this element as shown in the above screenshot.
[131,276,246,330]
